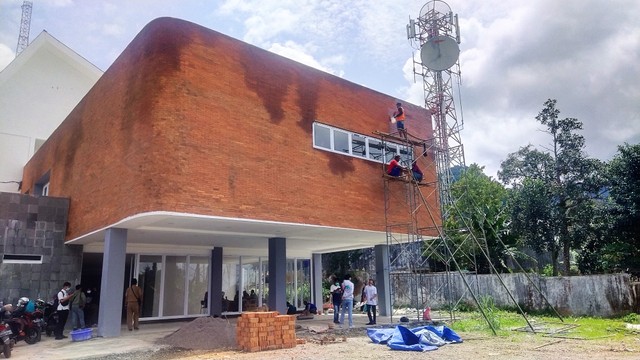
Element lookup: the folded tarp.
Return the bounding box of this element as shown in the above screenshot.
[367,325,463,352]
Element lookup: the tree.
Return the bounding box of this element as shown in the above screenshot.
[444,164,518,273]
[602,143,640,274]
[499,99,603,275]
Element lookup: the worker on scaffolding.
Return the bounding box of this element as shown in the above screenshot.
[411,160,423,182]
[387,155,407,178]
[391,102,407,139]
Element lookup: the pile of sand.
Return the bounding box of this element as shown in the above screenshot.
[158,317,237,350]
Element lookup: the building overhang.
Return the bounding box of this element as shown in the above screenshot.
[73,211,389,258]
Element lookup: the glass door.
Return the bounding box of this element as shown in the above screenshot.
[138,255,162,317]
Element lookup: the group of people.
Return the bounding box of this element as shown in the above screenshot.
[54,282,99,340]
[330,274,378,328]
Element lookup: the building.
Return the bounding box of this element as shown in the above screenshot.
[10,17,437,337]
[0,31,103,193]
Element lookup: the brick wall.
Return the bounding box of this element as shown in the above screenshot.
[0,192,82,305]
[236,311,296,352]
[21,17,439,241]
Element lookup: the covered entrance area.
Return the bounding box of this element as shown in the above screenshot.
[73,211,389,337]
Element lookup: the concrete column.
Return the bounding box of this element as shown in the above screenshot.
[311,253,323,306]
[97,228,127,337]
[268,237,286,314]
[375,244,391,317]
[210,247,223,316]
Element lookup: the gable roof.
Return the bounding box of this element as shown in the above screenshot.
[0,30,102,85]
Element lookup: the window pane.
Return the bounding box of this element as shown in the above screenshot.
[399,146,413,165]
[222,257,239,312]
[138,255,162,318]
[296,259,311,307]
[187,256,209,315]
[385,144,398,163]
[242,260,260,311]
[164,256,187,316]
[351,134,367,158]
[333,130,349,153]
[314,124,331,149]
[368,138,383,161]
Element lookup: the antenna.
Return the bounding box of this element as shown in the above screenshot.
[16,1,33,56]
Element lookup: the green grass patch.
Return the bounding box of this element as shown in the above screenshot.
[447,310,636,340]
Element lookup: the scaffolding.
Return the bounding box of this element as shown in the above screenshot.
[376,0,564,333]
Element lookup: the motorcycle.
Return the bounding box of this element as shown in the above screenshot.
[39,300,58,337]
[0,305,15,358]
[5,298,41,345]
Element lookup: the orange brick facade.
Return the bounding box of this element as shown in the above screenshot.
[21,17,439,241]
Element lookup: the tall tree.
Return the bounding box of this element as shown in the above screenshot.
[499,99,602,275]
[604,143,640,274]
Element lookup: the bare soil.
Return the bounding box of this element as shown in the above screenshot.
[149,317,640,360]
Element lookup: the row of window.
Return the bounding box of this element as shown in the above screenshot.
[313,122,413,164]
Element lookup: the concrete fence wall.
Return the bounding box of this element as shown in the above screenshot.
[391,272,640,317]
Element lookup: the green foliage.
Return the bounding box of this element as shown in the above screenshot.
[499,99,605,276]
[441,164,520,274]
[622,313,639,324]
[478,295,501,331]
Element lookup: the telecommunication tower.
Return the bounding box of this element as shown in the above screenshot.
[407,0,463,217]
[16,1,33,56]
[398,1,562,332]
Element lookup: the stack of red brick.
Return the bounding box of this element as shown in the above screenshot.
[236,311,297,352]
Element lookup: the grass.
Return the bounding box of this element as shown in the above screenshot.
[446,310,638,340]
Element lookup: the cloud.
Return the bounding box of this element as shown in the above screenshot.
[267,41,339,75]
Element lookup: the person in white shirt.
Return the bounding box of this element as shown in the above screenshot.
[364,279,378,325]
[339,274,354,328]
[55,281,73,340]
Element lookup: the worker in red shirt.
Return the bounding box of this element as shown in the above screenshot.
[387,155,406,177]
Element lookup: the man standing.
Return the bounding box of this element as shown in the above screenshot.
[392,102,407,139]
[70,284,86,330]
[125,278,143,331]
[339,274,354,328]
[329,277,342,324]
[55,281,73,340]
[364,279,378,325]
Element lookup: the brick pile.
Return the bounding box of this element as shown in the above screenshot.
[236,311,297,352]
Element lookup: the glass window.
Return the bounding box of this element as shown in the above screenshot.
[242,259,261,311]
[333,130,350,154]
[313,124,331,149]
[138,255,162,318]
[351,134,367,158]
[296,259,311,307]
[187,256,209,315]
[384,144,398,163]
[399,146,413,165]
[313,122,405,164]
[163,256,187,316]
[222,257,239,312]
[368,138,383,161]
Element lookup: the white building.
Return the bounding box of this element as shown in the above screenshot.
[0,31,102,193]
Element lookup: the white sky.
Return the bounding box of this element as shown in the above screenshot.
[1,0,638,179]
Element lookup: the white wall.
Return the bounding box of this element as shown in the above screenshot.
[0,32,102,193]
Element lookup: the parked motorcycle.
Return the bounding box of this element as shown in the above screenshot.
[6,298,41,345]
[0,304,15,358]
[40,299,58,337]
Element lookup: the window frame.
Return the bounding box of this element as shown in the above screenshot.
[312,122,411,164]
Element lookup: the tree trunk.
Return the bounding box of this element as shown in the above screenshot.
[563,237,571,276]
[551,248,559,276]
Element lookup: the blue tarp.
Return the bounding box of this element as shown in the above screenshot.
[367,325,463,352]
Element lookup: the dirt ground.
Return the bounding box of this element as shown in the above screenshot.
[148,317,640,360]
[167,333,639,360]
